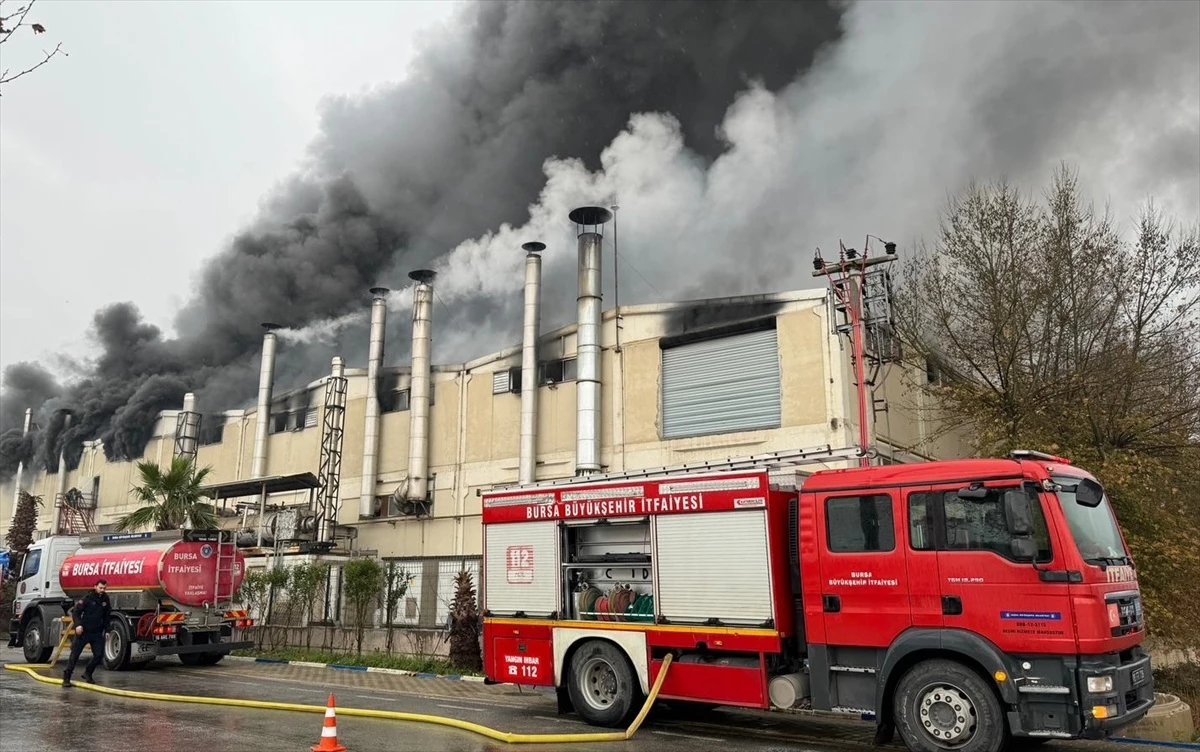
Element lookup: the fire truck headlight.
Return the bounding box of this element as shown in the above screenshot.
[1087,675,1114,693]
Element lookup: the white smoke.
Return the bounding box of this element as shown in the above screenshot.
[292,0,1200,352]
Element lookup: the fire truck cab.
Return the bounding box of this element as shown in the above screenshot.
[480,448,1154,752]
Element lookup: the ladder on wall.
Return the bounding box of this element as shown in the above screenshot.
[57,493,98,535]
[212,530,238,607]
[490,444,872,491]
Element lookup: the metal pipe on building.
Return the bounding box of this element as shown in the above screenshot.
[568,206,612,475]
[10,408,32,522]
[177,392,201,462]
[518,241,545,485]
[50,412,72,536]
[358,288,389,519]
[405,270,436,502]
[251,324,280,479]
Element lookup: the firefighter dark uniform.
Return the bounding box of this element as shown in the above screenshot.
[63,585,111,686]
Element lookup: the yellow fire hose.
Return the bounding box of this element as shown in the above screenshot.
[4,648,673,745]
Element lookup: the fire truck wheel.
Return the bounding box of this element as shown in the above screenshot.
[567,640,641,728]
[22,614,53,664]
[102,618,133,671]
[894,659,1006,752]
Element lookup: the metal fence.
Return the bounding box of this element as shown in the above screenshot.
[381,556,480,630]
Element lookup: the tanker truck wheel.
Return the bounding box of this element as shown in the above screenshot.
[566,640,642,728]
[102,618,133,671]
[22,614,53,664]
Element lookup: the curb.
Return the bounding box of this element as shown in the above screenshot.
[225,655,486,683]
[1111,738,1200,750]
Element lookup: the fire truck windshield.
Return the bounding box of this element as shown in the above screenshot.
[1052,475,1130,565]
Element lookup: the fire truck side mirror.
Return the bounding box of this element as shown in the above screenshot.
[1002,489,1034,537]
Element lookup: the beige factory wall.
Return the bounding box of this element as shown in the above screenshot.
[874,357,973,462]
[0,291,968,561]
[194,415,251,484]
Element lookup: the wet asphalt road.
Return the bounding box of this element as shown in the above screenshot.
[0,646,835,752]
[0,646,1186,752]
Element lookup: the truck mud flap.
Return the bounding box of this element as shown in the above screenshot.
[157,640,254,656]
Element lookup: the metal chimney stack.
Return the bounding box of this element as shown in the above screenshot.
[358,288,389,519]
[518,242,545,485]
[405,270,436,502]
[176,392,201,462]
[10,407,32,523]
[568,206,612,475]
[251,323,280,479]
[50,412,73,536]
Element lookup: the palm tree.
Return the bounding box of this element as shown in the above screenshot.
[115,456,218,532]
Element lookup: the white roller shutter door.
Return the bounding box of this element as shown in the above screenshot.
[656,510,774,625]
[484,521,558,617]
[661,328,781,439]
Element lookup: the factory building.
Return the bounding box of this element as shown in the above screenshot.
[1,209,968,628]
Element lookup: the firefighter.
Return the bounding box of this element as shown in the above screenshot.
[62,578,110,687]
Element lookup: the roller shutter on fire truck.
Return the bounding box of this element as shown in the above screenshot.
[484,520,558,617]
[656,510,774,624]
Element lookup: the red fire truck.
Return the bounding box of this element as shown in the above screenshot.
[480,447,1154,752]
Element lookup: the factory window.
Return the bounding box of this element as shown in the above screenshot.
[659,323,781,439]
[197,415,224,446]
[493,368,522,395]
[381,384,435,414]
[270,407,318,433]
[925,356,943,385]
[538,358,577,385]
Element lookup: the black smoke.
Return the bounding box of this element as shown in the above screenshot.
[1,0,848,476]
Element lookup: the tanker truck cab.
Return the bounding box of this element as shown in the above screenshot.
[8,535,78,662]
[805,450,1153,751]
[8,529,254,669]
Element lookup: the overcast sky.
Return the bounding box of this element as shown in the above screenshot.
[0,0,458,374]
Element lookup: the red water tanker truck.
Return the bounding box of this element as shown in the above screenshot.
[7,530,254,669]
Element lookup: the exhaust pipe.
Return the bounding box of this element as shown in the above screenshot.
[176,392,201,462]
[359,288,389,519]
[568,206,612,475]
[518,242,545,485]
[50,412,73,536]
[251,323,280,478]
[10,407,32,523]
[406,270,436,502]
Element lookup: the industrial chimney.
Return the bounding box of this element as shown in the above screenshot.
[568,206,612,475]
[251,323,281,479]
[176,392,201,462]
[50,411,73,536]
[518,242,545,485]
[10,407,32,523]
[358,288,389,519]
[405,270,436,503]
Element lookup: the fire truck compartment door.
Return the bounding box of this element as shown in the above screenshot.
[656,510,774,625]
[484,521,558,617]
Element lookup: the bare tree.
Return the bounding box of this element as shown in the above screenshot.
[895,163,1200,644]
[0,0,67,92]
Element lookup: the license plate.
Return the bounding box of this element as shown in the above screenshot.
[1131,667,1146,686]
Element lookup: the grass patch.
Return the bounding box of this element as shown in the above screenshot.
[1153,662,1200,742]
[229,648,478,677]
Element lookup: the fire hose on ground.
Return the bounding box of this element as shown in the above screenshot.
[3,652,673,745]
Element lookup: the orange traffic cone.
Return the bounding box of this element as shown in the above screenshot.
[311,693,347,752]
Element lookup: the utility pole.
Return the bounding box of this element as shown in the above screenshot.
[813,237,900,468]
